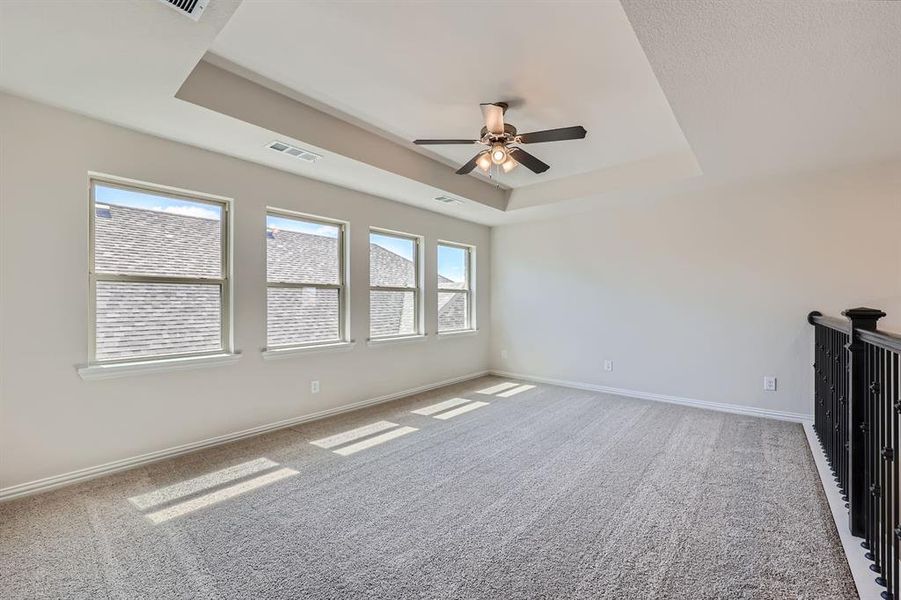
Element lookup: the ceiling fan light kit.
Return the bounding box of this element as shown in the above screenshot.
[490,144,508,164]
[500,157,518,173]
[413,101,587,177]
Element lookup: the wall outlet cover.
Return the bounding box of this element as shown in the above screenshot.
[763,376,777,392]
[311,380,320,394]
[604,360,613,372]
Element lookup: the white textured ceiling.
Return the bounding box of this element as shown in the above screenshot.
[621,0,901,180]
[209,0,694,189]
[0,1,899,225]
[0,0,507,224]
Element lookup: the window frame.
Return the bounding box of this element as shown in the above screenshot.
[265,208,349,350]
[88,174,233,365]
[368,227,423,341]
[437,240,476,333]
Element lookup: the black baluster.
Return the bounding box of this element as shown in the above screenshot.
[870,343,880,571]
[833,328,840,476]
[888,353,901,598]
[842,330,850,497]
[877,347,888,590]
[813,321,820,440]
[845,330,851,497]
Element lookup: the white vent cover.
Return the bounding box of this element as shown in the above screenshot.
[157,0,209,21]
[434,195,463,205]
[268,141,322,163]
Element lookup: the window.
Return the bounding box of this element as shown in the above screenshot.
[437,242,474,332]
[90,179,230,363]
[369,229,421,339]
[266,211,346,348]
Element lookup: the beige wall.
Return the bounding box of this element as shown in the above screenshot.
[0,94,491,491]
[491,162,901,418]
[2,90,898,493]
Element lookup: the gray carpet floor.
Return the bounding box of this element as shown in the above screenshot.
[0,376,856,599]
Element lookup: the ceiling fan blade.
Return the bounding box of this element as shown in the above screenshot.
[413,139,479,145]
[456,151,488,175]
[517,126,587,144]
[480,103,505,135]
[508,147,550,174]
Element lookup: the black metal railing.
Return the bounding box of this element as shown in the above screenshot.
[812,315,850,501]
[809,308,900,600]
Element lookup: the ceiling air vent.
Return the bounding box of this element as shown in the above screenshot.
[268,141,322,163]
[434,195,463,205]
[156,0,209,21]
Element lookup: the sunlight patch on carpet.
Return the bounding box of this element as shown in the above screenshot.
[497,384,536,398]
[411,397,472,416]
[476,382,519,395]
[332,426,418,456]
[310,421,399,449]
[433,401,489,420]
[128,458,279,511]
[145,467,298,524]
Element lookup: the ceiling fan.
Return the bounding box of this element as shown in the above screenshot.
[413,102,587,175]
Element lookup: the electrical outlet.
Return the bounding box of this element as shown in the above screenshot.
[604,360,613,372]
[311,380,320,394]
[763,376,776,392]
[501,349,508,361]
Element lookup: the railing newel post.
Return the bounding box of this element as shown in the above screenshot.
[842,307,887,538]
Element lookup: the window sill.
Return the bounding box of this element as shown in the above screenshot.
[262,341,356,360]
[367,334,428,348]
[77,352,242,381]
[436,329,479,339]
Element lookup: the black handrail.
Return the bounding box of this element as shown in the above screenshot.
[859,328,901,354]
[807,311,851,333]
[809,307,899,600]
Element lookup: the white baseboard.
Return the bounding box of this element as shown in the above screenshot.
[490,369,813,423]
[0,369,812,501]
[803,422,882,600]
[0,370,489,502]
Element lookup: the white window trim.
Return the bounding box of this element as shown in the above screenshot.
[437,240,476,333]
[264,209,350,353]
[366,334,428,348]
[436,329,480,339]
[262,340,356,360]
[85,174,234,371]
[77,352,242,381]
[368,227,424,341]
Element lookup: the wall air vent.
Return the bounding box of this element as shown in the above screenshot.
[267,141,322,163]
[156,0,208,21]
[434,195,463,205]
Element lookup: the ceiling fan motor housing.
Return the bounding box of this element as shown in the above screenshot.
[480,123,518,142]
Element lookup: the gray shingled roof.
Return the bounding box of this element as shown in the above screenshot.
[94,205,221,278]
[93,205,467,360]
[94,281,222,360]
